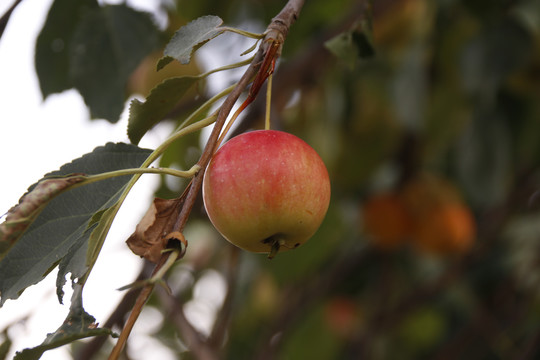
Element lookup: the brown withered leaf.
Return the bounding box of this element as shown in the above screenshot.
[0,175,86,254]
[126,197,186,263]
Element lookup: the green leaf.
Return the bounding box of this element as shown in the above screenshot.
[128,76,199,145]
[14,285,116,360]
[157,15,224,70]
[0,143,152,306]
[69,4,161,122]
[35,0,99,98]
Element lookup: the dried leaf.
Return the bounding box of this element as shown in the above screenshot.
[126,197,185,263]
[0,175,85,253]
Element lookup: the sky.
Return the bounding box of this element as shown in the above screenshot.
[0,0,179,359]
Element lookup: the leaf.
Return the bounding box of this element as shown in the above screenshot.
[0,143,152,306]
[69,4,161,122]
[35,0,99,98]
[157,15,224,70]
[126,197,185,263]
[324,19,375,69]
[128,76,199,145]
[14,285,116,360]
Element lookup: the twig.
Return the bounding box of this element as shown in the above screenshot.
[208,246,241,351]
[108,251,179,360]
[156,285,219,360]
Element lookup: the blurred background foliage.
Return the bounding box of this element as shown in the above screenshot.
[4,0,540,358]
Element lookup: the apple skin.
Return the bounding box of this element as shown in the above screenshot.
[202,130,331,256]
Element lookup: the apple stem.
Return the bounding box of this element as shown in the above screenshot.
[265,73,273,130]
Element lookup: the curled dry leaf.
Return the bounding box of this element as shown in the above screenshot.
[126,197,185,263]
[0,175,85,254]
[164,231,188,256]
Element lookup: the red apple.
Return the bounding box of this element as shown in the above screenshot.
[202,130,331,258]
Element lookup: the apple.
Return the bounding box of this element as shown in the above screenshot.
[202,130,331,258]
[363,192,412,250]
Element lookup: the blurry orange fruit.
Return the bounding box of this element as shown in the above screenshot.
[412,203,476,255]
[400,173,476,256]
[363,192,413,250]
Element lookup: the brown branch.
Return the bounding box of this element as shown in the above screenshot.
[156,286,219,360]
[208,246,241,351]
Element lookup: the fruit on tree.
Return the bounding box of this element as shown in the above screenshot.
[202,130,331,258]
[362,192,412,250]
[412,202,475,254]
[361,173,476,256]
[400,173,476,255]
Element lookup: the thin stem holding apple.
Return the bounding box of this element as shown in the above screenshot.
[265,73,273,130]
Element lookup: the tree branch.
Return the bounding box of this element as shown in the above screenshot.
[156,286,219,360]
[208,246,241,351]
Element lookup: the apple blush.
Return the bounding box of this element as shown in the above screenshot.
[202,130,331,258]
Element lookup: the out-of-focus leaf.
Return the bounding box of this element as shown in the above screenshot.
[35,0,98,98]
[324,19,375,69]
[157,15,224,70]
[0,143,151,306]
[396,307,446,354]
[128,76,199,145]
[455,110,512,208]
[13,285,116,360]
[69,4,161,122]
